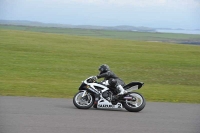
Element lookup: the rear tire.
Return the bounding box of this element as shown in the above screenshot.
[73,91,94,109]
[122,92,146,112]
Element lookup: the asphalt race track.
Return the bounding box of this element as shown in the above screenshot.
[0,96,199,133]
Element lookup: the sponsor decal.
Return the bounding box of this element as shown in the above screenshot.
[98,104,113,108]
[98,103,122,108]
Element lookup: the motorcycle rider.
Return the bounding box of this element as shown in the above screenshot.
[93,64,127,95]
[92,64,127,107]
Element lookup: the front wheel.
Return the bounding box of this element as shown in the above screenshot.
[122,92,146,112]
[73,91,94,109]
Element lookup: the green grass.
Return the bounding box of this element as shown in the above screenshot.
[0,29,200,103]
[1,25,200,44]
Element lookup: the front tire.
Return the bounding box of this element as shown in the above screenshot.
[73,91,94,109]
[122,92,146,112]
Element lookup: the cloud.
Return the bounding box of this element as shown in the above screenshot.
[66,0,200,7]
[4,0,199,9]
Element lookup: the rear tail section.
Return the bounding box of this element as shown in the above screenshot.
[124,82,144,92]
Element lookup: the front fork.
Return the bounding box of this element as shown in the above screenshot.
[81,90,87,97]
[80,90,100,103]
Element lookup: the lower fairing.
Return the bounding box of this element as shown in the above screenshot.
[97,97,123,109]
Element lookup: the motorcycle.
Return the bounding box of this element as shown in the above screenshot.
[73,76,146,112]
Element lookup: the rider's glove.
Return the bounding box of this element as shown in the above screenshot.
[92,76,97,81]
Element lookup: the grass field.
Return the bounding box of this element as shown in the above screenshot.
[0,29,200,103]
[1,25,200,44]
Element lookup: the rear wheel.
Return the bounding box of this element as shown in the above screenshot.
[73,91,94,109]
[122,92,146,112]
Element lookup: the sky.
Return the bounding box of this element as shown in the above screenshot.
[0,0,200,29]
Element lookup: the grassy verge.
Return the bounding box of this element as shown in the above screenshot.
[0,29,200,103]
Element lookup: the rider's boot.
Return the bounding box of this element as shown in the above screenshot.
[117,85,127,95]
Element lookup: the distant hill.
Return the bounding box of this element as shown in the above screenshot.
[1,23,200,45]
[0,20,156,32]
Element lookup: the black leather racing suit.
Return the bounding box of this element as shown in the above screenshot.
[97,70,125,88]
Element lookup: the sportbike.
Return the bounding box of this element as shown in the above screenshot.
[73,76,146,112]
